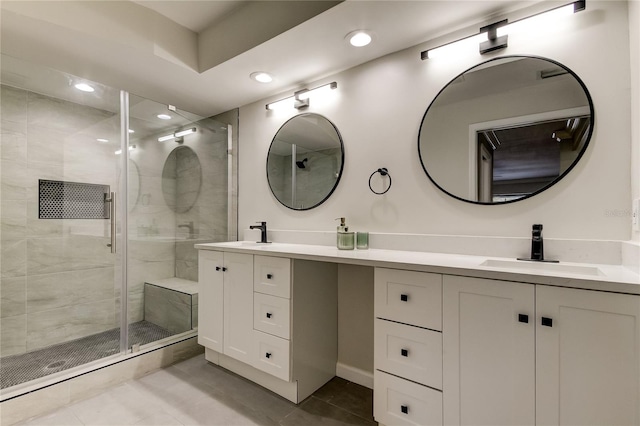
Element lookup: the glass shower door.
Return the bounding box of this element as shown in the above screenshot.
[125,94,234,348]
[0,54,125,389]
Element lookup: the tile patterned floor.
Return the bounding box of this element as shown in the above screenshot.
[14,354,377,426]
[1,321,173,389]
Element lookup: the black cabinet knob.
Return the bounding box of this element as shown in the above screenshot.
[401,405,409,414]
[267,273,273,279]
[265,352,272,359]
[215,266,221,271]
[222,267,227,272]
[401,349,409,357]
[266,312,272,319]
[541,317,553,327]
[518,314,529,323]
[400,294,409,302]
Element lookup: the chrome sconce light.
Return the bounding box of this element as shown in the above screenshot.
[157,127,196,143]
[266,82,338,111]
[421,0,586,60]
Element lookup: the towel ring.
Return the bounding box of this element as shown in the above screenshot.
[369,168,392,195]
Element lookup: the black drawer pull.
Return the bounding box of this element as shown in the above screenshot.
[401,349,408,357]
[401,405,409,414]
[518,314,529,323]
[265,352,272,359]
[267,273,273,279]
[541,317,553,327]
[266,313,272,319]
[400,294,409,302]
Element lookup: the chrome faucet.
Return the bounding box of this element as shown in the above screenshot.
[249,221,269,243]
[178,221,194,239]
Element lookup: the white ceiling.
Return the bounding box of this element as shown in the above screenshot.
[132,1,248,33]
[0,0,548,117]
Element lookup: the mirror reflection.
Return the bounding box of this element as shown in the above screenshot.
[162,145,202,213]
[418,56,593,204]
[267,113,344,210]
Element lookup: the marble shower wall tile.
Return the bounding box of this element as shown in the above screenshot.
[1,84,27,124]
[26,267,114,313]
[0,314,27,356]
[0,276,26,318]
[1,159,28,201]
[26,299,116,351]
[1,238,26,279]
[1,120,27,163]
[1,199,26,239]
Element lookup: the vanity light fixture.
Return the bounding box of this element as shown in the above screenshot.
[265,82,338,111]
[115,145,136,155]
[157,127,196,142]
[421,0,586,60]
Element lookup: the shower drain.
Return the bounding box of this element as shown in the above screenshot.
[45,361,66,369]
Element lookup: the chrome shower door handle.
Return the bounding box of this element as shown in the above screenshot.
[105,192,116,253]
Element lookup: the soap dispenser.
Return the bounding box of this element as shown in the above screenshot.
[336,217,355,250]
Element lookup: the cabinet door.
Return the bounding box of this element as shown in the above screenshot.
[198,250,224,352]
[443,276,535,426]
[223,252,254,364]
[536,286,640,426]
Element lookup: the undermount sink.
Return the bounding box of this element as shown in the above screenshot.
[480,259,604,277]
[228,241,273,247]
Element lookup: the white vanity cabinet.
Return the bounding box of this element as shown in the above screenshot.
[197,249,338,403]
[443,275,640,426]
[198,250,254,362]
[373,268,444,426]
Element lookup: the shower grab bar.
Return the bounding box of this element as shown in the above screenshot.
[105,192,116,253]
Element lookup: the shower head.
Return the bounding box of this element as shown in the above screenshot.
[296,158,308,169]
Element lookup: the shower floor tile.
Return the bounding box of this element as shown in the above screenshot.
[0,321,172,389]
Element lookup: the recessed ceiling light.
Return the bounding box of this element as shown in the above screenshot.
[157,114,172,120]
[74,83,95,92]
[347,30,372,47]
[128,129,135,134]
[96,138,109,143]
[250,72,273,83]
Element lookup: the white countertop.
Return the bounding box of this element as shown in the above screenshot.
[195,241,640,295]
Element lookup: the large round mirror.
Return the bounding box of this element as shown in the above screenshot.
[418,55,593,204]
[162,145,202,213]
[267,113,344,210]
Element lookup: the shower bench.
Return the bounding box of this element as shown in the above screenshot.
[144,278,198,334]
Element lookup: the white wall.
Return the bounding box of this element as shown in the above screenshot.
[238,1,633,242]
[630,0,640,242]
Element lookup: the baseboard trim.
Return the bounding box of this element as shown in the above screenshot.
[336,362,373,389]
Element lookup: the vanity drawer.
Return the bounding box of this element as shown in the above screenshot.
[252,330,291,382]
[375,268,442,330]
[254,256,291,298]
[254,292,290,339]
[374,370,442,426]
[375,319,442,389]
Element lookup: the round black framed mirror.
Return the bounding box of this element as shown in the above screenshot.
[267,113,344,210]
[418,55,594,205]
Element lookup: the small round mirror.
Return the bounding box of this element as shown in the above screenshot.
[267,113,344,210]
[162,146,202,213]
[418,55,593,204]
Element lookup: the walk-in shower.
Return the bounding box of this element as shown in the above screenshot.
[0,54,237,394]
